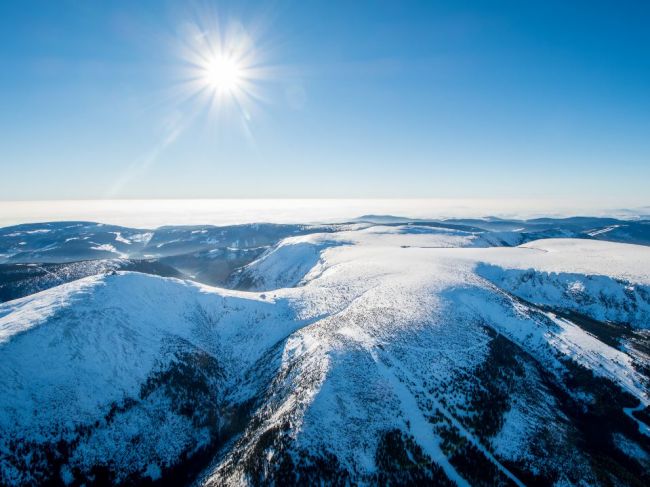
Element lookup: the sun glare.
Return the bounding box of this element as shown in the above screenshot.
[203,55,243,93]
[173,11,276,124]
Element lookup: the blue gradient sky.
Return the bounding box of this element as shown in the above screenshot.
[1,0,648,203]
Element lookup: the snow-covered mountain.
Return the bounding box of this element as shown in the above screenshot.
[1,222,649,485]
[0,222,338,299]
[2,217,648,265]
[0,259,184,303]
[0,222,331,265]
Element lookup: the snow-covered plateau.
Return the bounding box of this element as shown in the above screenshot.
[1,222,649,486]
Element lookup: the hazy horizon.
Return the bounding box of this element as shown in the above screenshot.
[1,198,648,229]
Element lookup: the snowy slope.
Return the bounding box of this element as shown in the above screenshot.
[1,229,649,485]
[211,232,650,485]
[470,239,650,327]
[0,259,184,303]
[229,224,534,292]
[481,238,650,284]
[0,273,308,484]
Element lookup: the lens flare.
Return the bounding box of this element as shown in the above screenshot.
[172,11,276,125]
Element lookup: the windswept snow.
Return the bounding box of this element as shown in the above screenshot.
[111,232,131,244]
[588,225,621,237]
[483,238,650,284]
[130,232,154,244]
[1,225,649,485]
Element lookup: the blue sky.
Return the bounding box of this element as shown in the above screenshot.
[1,0,648,203]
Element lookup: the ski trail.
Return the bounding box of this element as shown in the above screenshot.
[377,350,526,487]
[371,351,469,487]
[341,317,523,487]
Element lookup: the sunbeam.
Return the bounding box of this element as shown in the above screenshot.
[173,10,274,125]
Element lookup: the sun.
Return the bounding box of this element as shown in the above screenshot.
[172,10,280,125]
[176,20,263,118]
[203,55,243,93]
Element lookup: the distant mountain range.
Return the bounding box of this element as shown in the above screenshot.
[1,216,649,304]
[0,217,649,486]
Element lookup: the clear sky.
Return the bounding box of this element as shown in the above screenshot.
[1,0,648,204]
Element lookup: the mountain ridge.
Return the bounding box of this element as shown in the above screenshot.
[1,225,649,485]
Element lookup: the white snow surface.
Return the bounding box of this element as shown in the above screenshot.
[491,238,650,284]
[1,226,649,484]
[472,239,650,327]
[232,225,529,292]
